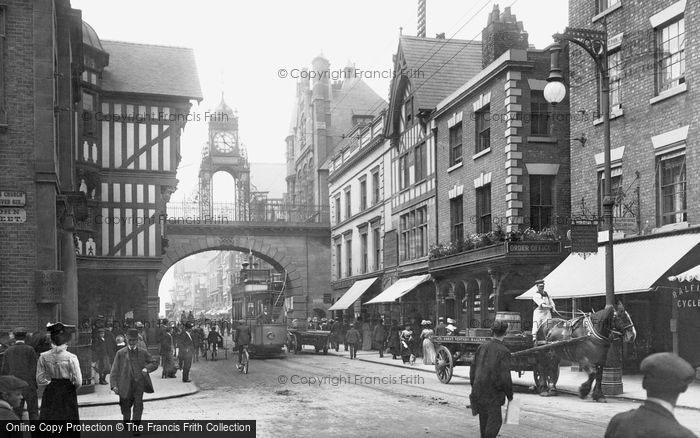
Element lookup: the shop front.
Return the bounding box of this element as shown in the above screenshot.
[364,274,434,326]
[428,240,565,335]
[328,276,380,321]
[517,228,700,371]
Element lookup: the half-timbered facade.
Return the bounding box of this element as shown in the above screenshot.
[75,30,202,331]
[373,35,482,323]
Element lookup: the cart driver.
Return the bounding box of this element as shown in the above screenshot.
[531,279,556,342]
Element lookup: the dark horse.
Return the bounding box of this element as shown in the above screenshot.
[535,302,636,401]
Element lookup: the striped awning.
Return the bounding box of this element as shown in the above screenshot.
[364,274,432,304]
[328,277,377,311]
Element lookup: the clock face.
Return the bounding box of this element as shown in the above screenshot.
[213,132,237,154]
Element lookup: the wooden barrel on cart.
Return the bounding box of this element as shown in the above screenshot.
[601,367,623,395]
[494,312,522,333]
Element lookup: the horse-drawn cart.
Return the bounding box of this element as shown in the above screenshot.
[287,329,331,354]
[433,313,587,393]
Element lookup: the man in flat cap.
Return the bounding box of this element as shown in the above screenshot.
[110,328,158,425]
[0,375,28,421]
[605,353,697,438]
[0,327,38,420]
[469,320,514,438]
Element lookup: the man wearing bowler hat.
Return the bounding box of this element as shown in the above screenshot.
[110,328,158,425]
[1,327,38,420]
[605,353,697,438]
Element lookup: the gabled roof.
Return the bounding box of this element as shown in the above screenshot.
[101,40,203,101]
[329,78,386,148]
[397,36,482,110]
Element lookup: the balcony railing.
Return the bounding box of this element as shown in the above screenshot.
[165,201,330,224]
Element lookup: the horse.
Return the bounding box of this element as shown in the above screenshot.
[535,301,636,401]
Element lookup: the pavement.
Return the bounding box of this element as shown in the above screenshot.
[325,348,700,411]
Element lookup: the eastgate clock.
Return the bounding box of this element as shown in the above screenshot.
[213,132,237,153]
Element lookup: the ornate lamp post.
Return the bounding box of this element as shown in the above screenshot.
[544,27,615,309]
[544,27,623,395]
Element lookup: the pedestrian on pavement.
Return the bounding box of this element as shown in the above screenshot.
[341,319,350,351]
[135,321,148,350]
[0,375,28,420]
[604,353,697,438]
[399,324,415,365]
[531,279,556,342]
[468,320,513,438]
[387,320,401,360]
[0,327,39,420]
[110,328,158,426]
[329,318,340,352]
[178,322,195,382]
[372,319,387,358]
[36,322,82,422]
[420,321,436,365]
[345,323,361,359]
[104,323,118,366]
[360,317,372,351]
[91,327,111,385]
[435,317,448,336]
[159,326,177,378]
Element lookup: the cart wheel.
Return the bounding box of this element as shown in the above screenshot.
[434,346,454,384]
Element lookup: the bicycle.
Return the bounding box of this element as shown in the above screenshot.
[236,344,249,374]
[210,340,219,361]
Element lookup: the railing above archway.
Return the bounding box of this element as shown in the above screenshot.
[166,200,330,224]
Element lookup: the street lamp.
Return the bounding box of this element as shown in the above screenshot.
[544,27,616,310]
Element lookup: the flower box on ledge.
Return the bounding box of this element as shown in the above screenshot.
[429,240,562,271]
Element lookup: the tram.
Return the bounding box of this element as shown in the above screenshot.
[231,260,288,358]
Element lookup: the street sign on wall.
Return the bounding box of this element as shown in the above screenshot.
[570,223,599,253]
[0,190,26,207]
[35,270,64,303]
[0,207,26,223]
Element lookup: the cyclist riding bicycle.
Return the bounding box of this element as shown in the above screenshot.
[207,327,224,360]
[233,321,251,371]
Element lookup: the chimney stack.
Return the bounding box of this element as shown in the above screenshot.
[481,4,529,68]
[417,0,426,38]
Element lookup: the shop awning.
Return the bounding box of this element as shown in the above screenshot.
[328,277,378,311]
[668,264,700,282]
[516,232,700,300]
[364,274,432,304]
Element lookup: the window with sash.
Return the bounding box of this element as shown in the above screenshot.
[399,206,428,261]
[344,187,351,219]
[372,170,380,205]
[360,178,367,211]
[450,196,464,242]
[360,232,368,274]
[345,237,353,277]
[530,91,551,135]
[334,196,341,224]
[373,227,381,271]
[475,105,490,153]
[529,175,554,231]
[414,142,426,181]
[597,170,624,220]
[656,17,685,93]
[449,123,463,166]
[476,185,491,233]
[335,241,342,279]
[656,153,686,225]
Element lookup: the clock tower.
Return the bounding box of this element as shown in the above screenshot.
[199,94,251,220]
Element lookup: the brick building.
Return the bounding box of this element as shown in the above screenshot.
[429,5,571,331]
[0,0,201,341]
[363,34,484,323]
[0,0,83,333]
[519,0,700,370]
[327,111,390,322]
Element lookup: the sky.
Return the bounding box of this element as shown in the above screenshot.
[71,0,569,312]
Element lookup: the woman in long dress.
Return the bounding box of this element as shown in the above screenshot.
[399,325,414,364]
[420,321,436,365]
[36,322,82,424]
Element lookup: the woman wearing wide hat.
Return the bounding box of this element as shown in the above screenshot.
[36,322,82,421]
